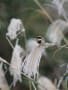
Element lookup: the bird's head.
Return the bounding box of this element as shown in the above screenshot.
[36,36,45,46]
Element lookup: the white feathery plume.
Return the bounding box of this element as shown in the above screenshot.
[6,18,25,40]
[46,19,68,46]
[37,76,58,90]
[0,63,9,90]
[9,40,25,86]
[22,37,45,79]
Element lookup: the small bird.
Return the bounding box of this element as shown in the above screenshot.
[22,36,45,80]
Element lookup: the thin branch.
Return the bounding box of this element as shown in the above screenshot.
[23,30,27,54]
[57,66,68,89]
[0,57,10,65]
[6,36,14,49]
[29,81,32,90]
[53,44,68,57]
[33,0,53,23]
[32,82,37,90]
[21,72,37,84]
[53,30,68,57]
[57,76,64,89]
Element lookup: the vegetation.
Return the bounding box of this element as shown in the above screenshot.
[0,0,68,90]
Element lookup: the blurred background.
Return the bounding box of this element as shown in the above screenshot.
[0,0,68,90]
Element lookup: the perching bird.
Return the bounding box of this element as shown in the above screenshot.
[22,36,46,79]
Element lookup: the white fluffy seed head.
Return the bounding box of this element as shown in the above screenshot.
[37,76,57,90]
[22,37,45,79]
[46,19,68,46]
[9,42,25,86]
[6,18,25,40]
[0,63,9,90]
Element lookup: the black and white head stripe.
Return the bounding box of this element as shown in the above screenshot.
[36,36,45,45]
[36,36,42,44]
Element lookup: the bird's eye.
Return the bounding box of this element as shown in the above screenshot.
[37,39,42,44]
[36,36,42,44]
